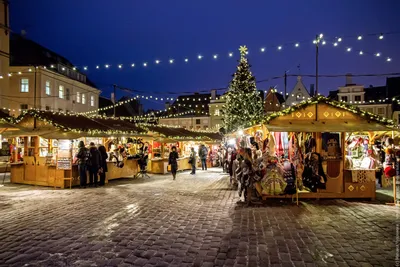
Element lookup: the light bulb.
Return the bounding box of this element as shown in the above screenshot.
[62,67,65,71]
[169,59,174,64]
[213,54,218,59]
[105,64,109,68]
[347,48,351,52]
[313,40,317,44]
[50,65,54,68]
[143,62,147,67]
[96,65,99,69]
[261,47,265,52]
[379,34,384,40]
[198,55,203,59]
[73,67,76,71]
[278,46,282,50]
[333,42,338,46]
[84,66,88,70]
[322,41,326,45]
[338,37,342,42]
[295,43,299,47]
[359,51,363,55]
[118,64,122,68]
[228,52,233,57]
[376,53,381,57]
[387,57,392,62]
[18,71,21,75]
[319,33,323,38]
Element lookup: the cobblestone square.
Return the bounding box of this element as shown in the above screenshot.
[0,169,397,266]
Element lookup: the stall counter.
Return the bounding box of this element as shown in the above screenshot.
[106,158,139,180]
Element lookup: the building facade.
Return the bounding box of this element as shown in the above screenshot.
[264,87,285,114]
[3,34,100,116]
[285,76,312,106]
[328,74,398,121]
[159,116,210,130]
[0,1,10,108]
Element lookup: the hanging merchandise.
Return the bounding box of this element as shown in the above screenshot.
[282,160,297,195]
[260,159,287,195]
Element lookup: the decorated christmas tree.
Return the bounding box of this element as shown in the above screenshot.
[223,45,264,132]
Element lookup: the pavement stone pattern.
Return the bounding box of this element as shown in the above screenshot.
[0,168,398,267]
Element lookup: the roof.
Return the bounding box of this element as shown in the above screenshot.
[160,92,215,118]
[98,96,142,117]
[11,110,223,141]
[15,110,144,135]
[264,96,398,132]
[10,34,97,88]
[140,124,222,141]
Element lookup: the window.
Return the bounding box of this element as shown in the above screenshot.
[76,92,81,103]
[45,106,50,111]
[214,109,220,116]
[20,78,29,92]
[59,85,64,98]
[20,104,28,110]
[354,95,361,102]
[45,81,51,95]
[65,88,70,100]
[377,108,384,115]
[58,108,63,112]
[296,93,302,101]
[82,94,86,104]
[196,119,201,124]
[90,95,95,107]
[341,96,348,102]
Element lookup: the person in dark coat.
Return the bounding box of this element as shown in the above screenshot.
[168,146,179,180]
[98,145,108,186]
[88,142,102,187]
[75,141,88,188]
[199,144,208,171]
[190,147,196,175]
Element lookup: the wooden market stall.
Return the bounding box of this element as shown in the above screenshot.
[140,124,222,174]
[238,96,399,200]
[6,111,149,188]
[0,110,20,172]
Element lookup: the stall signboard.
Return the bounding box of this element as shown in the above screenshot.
[57,140,72,170]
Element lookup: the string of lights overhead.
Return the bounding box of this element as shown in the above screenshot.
[0,31,392,79]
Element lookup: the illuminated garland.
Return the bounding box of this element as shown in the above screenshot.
[263,95,398,129]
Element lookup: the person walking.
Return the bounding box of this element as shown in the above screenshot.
[76,141,88,188]
[88,142,102,187]
[168,146,179,180]
[189,147,196,175]
[199,144,208,171]
[98,145,108,186]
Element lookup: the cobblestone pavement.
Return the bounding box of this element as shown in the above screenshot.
[0,168,397,267]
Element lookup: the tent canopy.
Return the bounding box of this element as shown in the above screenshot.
[264,96,398,132]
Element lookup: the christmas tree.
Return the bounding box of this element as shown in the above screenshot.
[223,45,264,132]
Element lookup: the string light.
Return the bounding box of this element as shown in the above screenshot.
[131,63,135,67]
[375,52,381,57]
[379,34,384,40]
[295,43,299,47]
[155,60,160,64]
[347,47,352,52]
[260,47,266,52]
[228,52,233,57]
[277,46,282,50]
[213,54,218,59]
[184,58,189,62]
[198,55,203,60]
[357,35,362,40]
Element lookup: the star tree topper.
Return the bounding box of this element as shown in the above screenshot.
[239,45,248,56]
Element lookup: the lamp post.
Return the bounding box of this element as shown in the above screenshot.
[314,33,324,121]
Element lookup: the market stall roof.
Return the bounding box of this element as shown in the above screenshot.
[139,124,222,141]
[0,110,19,131]
[263,96,399,132]
[13,110,147,136]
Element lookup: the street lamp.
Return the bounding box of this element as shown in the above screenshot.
[315,33,324,121]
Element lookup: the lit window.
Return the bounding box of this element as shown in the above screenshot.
[76,92,81,103]
[296,93,302,101]
[90,95,95,107]
[354,95,361,102]
[341,96,348,102]
[20,104,28,110]
[20,78,29,92]
[45,81,51,95]
[377,108,384,115]
[214,109,220,116]
[82,94,86,104]
[59,85,64,98]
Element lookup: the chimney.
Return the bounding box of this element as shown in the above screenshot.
[165,101,170,110]
[211,89,216,100]
[310,84,315,97]
[345,73,353,86]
